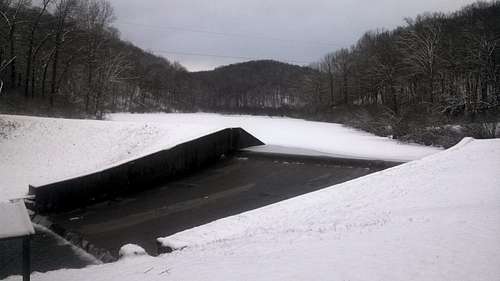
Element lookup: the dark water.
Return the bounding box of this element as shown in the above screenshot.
[49,153,392,258]
[0,225,97,279]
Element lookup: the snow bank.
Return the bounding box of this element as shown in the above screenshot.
[156,237,187,253]
[109,113,441,162]
[6,138,498,281]
[154,138,500,281]
[0,114,224,201]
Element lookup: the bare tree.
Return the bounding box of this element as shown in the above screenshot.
[0,56,15,94]
[333,48,352,104]
[462,30,500,115]
[24,0,52,97]
[76,0,114,113]
[49,0,76,107]
[319,53,335,106]
[94,49,129,118]
[0,0,29,89]
[399,16,443,104]
[371,31,402,114]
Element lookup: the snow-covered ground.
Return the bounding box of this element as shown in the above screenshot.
[0,114,225,201]
[1,114,498,280]
[4,137,499,281]
[0,113,439,201]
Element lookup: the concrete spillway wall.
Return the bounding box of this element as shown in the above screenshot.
[29,128,264,213]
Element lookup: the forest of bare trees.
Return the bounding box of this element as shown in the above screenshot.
[316,2,499,114]
[0,0,187,117]
[309,1,500,144]
[1,0,499,146]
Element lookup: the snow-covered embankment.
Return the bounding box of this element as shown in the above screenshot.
[5,135,498,281]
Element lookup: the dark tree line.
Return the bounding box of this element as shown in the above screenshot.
[0,0,187,117]
[185,60,315,115]
[313,1,500,124]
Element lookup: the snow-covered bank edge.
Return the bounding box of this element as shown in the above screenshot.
[31,214,115,263]
[33,224,102,266]
[156,136,475,250]
[109,113,442,162]
[29,127,227,189]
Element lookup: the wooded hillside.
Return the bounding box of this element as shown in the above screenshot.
[310,1,500,144]
[186,60,316,115]
[0,0,186,117]
[1,0,499,146]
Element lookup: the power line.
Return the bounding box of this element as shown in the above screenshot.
[115,21,341,48]
[149,49,313,65]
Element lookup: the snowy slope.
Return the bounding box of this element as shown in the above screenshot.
[0,114,224,201]
[109,113,441,162]
[6,138,499,281]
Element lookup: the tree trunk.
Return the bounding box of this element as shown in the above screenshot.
[9,25,16,89]
[391,85,398,115]
[50,43,59,107]
[24,1,50,98]
[343,73,348,104]
[24,41,34,97]
[86,56,93,113]
[41,61,50,98]
[329,73,334,106]
[31,65,36,98]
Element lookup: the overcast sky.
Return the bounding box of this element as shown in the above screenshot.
[109,0,477,72]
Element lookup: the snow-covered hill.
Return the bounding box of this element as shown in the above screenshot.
[0,114,225,201]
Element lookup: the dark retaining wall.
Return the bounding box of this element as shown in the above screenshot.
[30,128,264,213]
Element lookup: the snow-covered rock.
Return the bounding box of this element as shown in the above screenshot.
[118,244,147,259]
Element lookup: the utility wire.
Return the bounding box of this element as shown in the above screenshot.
[149,49,313,65]
[115,21,341,48]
